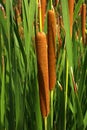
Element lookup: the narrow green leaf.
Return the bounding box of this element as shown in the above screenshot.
[61,0,73,68]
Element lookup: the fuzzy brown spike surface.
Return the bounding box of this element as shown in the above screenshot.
[41,0,47,30]
[47,10,56,91]
[68,0,74,37]
[36,32,50,117]
[81,4,86,44]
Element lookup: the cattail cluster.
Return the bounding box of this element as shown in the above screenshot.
[36,2,56,117]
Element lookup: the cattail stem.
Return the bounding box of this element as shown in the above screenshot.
[44,117,47,130]
[38,0,42,32]
[50,90,54,130]
[64,57,68,130]
[50,0,52,9]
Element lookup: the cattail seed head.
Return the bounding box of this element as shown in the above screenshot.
[41,0,47,30]
[36,32,50,117]
[68,0,74,37]
[47,10,56,90]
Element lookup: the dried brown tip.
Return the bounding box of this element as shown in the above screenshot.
[41,0,47,30]
[54,0,59,7]
[57,17,62,47]
[47,10,56,90]
[2,0,6,4]
[81,4,86,44]
[68,0,74,37]
[15,7,24,39]
[36,32,50,117]
[18,0,22,14]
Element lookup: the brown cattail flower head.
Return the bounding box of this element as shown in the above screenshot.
[36,32,50,117]
[81,3,86,44]
[68,0,74,37]
[47,10,56,90]
[41,0,47,30]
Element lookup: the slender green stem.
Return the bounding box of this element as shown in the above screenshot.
[44,117,47,130]
[51,90,54,130]
[50,0,52,10]
[38,0,42,32]
[64,58,68,130]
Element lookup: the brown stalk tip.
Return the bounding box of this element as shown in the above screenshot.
[81,3,86,44]
[47,10,56,91]
[36,32,50,117]
[68,0,74,37]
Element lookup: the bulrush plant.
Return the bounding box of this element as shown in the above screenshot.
[35,0,50,129]
[47,9,56,129]
[81,3,86,44]
[68,0,74,37]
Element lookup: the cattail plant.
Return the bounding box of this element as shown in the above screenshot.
[68,0,74,37]
[35,32,50,118]
[47,10,56,91]
[47,9,56,130]
[81,3,86,44]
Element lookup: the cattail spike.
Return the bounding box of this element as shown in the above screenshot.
[68,0,74,37]
[36,32,50,117]
[47,10,56,90]
[41,0,47,30]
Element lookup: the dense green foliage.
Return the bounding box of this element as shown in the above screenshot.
[0,0,87,130]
